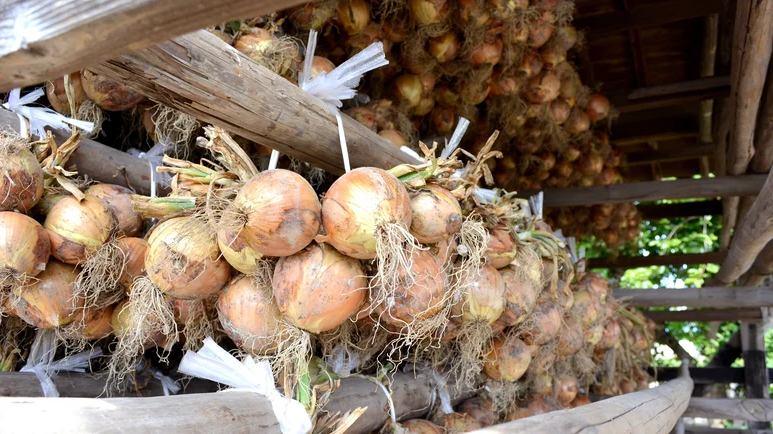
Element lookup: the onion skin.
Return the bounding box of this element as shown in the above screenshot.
[440,413,483,432]
[218,275,283,354]
[487,229,516,269]
[321,167,412,260]
[570,395,592,408]
[414,96,435,116]
[345,106,377,132]
[337,0,370,35]
[564,108,591,134]
[0,212,50,278]
[394,74,423,108]
[117,237,148,289]
[76,305,115,340]
[588,94,611,122]
[310,56,336,78]
[458,397,498,427]
[409,0,450,26]
[499,266,538,326]
[471,39,504,66]
[522,302,562,345]
[557,375,579,405]
[146,217,231,300]
[14,260,82,328]
[379,129,409,148]
[528,18,555,48]
[520,50,544,79]
[46,72,87,115]
[0,146,44,213]
[45,195,117,265]
[288,3,334,30]
[556,319,584,355]
[430,106,455,133]
[273,243,366,333]
[217,226,263,276]
[490,70,522,96]
[400,419,444,434]
[596,319,622,350]
[81,69,145,111]
[86,184,143,237]
[525,72,561,103]
[457,264,506,325]
[429,32,460,63]
[550,99,571,124]
[483,334,532,381]
[410,185,462,244]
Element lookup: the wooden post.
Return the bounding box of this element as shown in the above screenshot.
[613,286,773,308]
[751,59,773,173]
[90,30,413,175]
[741,321,771,430]
[642,308,763,323]
[587,252,726,269]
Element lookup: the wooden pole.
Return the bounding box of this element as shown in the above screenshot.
[751,59,773,173]
[613,286,773,308]
[642,308,764,323]
[90,30,412,175]
[622,144,714,166]
[741,321,771,430]
[0,0,310,91]
[636,200,722,220]
[684,398,773,422]
[572,0,723,35]
[741,240,773,286]
[698,14,719,187]
[627,76,730,100]
[587,252,726,269]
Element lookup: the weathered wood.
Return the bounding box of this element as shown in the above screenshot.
[642,308,763,323]
[720,196,740,249]
[653,366,756,384]
[536,175,765,208]
[685,427,773,434]
[742,321,771,430]
[573,0,723,35]
[699,15,719,146]
[588,252,726,270]
[0,0,310,91]
[751,58,773,173]
[726,0,773,176]
[738,195,758,226]
[91,30,411,175]
[741,240,773,286]
[636,200,722,220]
[684,398,773,422]
[615,86,730,114]
[623,144,714,166]
[469,376,693,434]
[628,76,730,101]
[613,286,773,308]
[612,131,698,147]
[0,107,155,195]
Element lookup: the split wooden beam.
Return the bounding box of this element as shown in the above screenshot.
[623,144,714,166]
[613,286,773,308]
[91,30,412,175]
[636,200,722,220]
[587,252,726,270]
[642,308,764,323]
[750,56,773,173]
[0,0,310,91]
[573,0,723,35]
[684,398,773,422]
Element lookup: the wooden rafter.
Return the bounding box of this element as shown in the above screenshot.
[636,200,722,220]
[613,286,773,308]
[612,131,698,147]
[623,144,714,166]
[587,252,726,270]
[643,308,764,322]
[573,0,723,35]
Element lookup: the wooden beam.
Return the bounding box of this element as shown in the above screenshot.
[0,0,310,92]
[612,131,699,147]
[751,58,773,173]
[91,30,412,175]
[573,0,723,35]
[613,286,773,308]
[587,252,727,270]
[469,369,692,434]
[742,240,773,286]
[623,144,714,166]
[0,372,217,397]
[653,366,754,384]
[636,200,722,220]
[685,427,773,434]
[621,0,648,88]
[615,86,730,114]
[642,308,763,323]
[628,76,730,101]
[684,398,773,422]
[699,15,719,145]
[742,321,771,430]
[536,175,766,208]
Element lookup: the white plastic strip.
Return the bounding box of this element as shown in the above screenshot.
[128,142,170,198]
[441,117,470,160]
[2,88,94,139]
[400,145,423,163]
[268,149,280,171]
[529,191,544,220]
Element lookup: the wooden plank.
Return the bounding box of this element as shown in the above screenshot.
[636,200,722,220]
[742,321,771,430]
[0,107,155,195]
[573,0,723,35]
[613,131,698,147]
[587,252,727,270]
[615,87,730,114]
[742,240,773,286]
[0,0,310,92]
[684,398,773,422]
[653,367,750,384]
[623,144,714,166]
[469,375,692,434]
[685,427,773,434]
[642,308,763,323]
[536,175,766,208]
[699,15,719,146]
[628,76,731,100]
[750,59,773,173]
[621,0,648,88]
[614,286,773,308]
[91,30,412,175]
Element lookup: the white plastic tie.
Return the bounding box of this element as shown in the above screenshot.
[178,337,312,434]
[400,146,423,163]
[326,345,360,378]
[428,369,454,415]
[151,368,181,396]
[268,149,280,171]
[472,187,496,204]
[529,191,544,220]
[2,88,94,139]
[441,117,470,159]
[567,236,578,263]
[128,142,172,198]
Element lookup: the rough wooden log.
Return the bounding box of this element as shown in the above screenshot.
[0,107,155,195]
[628,76,730,100]
[614,86,730,114]
[652,366,760,384]
[0,372,218,397]
[699,14,719,184]
[741,240,773,286]
[685,427,773,434]
[751,58,773,173]
[738,195,758,225]
[572,0,723,35]
[636,200,722,220]
[613,286,773,308]
[588,252,726,270]
[642,308,763,323]
[720,196,740,249]
[91,30,411,175]
[623,144,714,166]
[684,398,773,422]
[742,321,771,430]
[0,0,310,91]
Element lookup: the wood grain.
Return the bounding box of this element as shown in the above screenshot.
[573,0,723,35]
[642,308,763,323]
[613,286,773,308]
[587,252,726,270]
[636,200,722,220]
[751,61,773,173]
[684,398,773,422]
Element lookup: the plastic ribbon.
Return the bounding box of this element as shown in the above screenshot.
[428,369,454,415]
[2,88,94,139]
[325,345,360,378]
[299,30,388,173]
[529,191,544,220]
[151,367,181,396]
[441,117,470,160]
[178,337,312,434]
[128,143,171,198]
[400,146,423,162]
[20,329,103,398]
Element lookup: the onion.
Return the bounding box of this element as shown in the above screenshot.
[218,274,285,354]
[46,72,87,115]
[394,75,423,108]
[564,108,590,134]
[585,322,605,346]
[458,397,498,427]
[457,264,506,325]
[86,184,143,237]
[75,305,115,340]
[541,46,566,70]
[596,167,617,186]
[588,94,611,122]
[310,56,336,78]
[419,72,437,95]
[0,137,44,213]
[483,334,531,381]
[490,70,522,96]
[460,76,491,105]
[14,260,82,328]
[619,378,637,395]
[0,212,50,280]
[81,69,145,111]
[456,0,490,26]
[525,72,560,103]
[147,217,231,300]
[631,327,649,352]
[487,229,515,269]
[111,298,169,349]
[288,3,334,30]
[337,0,370,35]
[515,136,542,154]
[429,32,460,63]
[570,395,592,408]
[504,405,534,421]
[553,159,573,178]
[439,413,483,432]
[549,99,571,124]
[499,266,539,327]
[519,50,544,78]
[489,0,529,18]
[522,302,562,345]
[345,106,377,131]
[529,345,556,374]
[430,105,455,133]
[409,0,449,26]
[399,419,444,434]
[528,18,555,48]
[554,25,578,50]
[559,77,580,107]
[116,237,148,289]
[370,99,399,130]
[537,150,557,171]
[415,96,435,116]
[532,373,553,396]
[605,147,622,168]
[379,129,408,148]
[410,185,462,244]
[571,290,600,327]
[346,23,384,56]
[471,39,504,66]
[273,243,366,333]
[45,195,117,264]
[556,318,584,355]
[557,375,579,405]
[434,83,459,108]
[579,151,604,176]
[383,17,408,43]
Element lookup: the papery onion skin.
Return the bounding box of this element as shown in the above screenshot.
[0,146,44,213]
[14,260,83,328]
[522,302,562,345]
[458,397,498,427]
[394,74,423,108]
[409,0,450,26]
[46,72,87,115]
[310,56,336,78]
[588,94,611,122]
[0,212,50,278]
[111,298,167,349]
[440,413,483,433]
[400,419,444,434]
[499,266,538,326]
[429,32,460,63]
[321,167,412,260]
[81,69,145,111]
[458,263,506,325]
[374,249,446,325]
[218,275,284,354]
[117,237,148,290]
[45,195,117,265]
[379,129,409,148]
[558,375,579,405]
[146,217,231,300]
[525,72,561,103]
[483,334,532,381]
[570,395,592,408]
[487,229,516,269]
[76,305,115,340]
[410,185,462,244]
[87,184,143,237]
[273,242,367,333]
[337,0,370,35]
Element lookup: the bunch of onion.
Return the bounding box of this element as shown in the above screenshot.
[287,1,336,30]
[233,27,300,79]
[13,260,83,329]
[0,212,50,298]
[337,0,370,34]
[44,194,117,264]
[81,69,145,111]
[0,133,44,213]
[458,397,499,427]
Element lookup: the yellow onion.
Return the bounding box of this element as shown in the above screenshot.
[233,28,300,78]
[74,305,115,340]
[559,76,581,107]
[489,0,528,18]
[273,242,366,333]
[471,39,504,66]
[550,99,571,124]
[504,405,534,421]
[45,194,117,264]
[588,94,611,122]
[487,229,516,269]
[394,74,423,108]
[585,322,605,346]
[483,334,531,381]
[46,72,87,115]
[0,140,43,213]
[429,32,460,63]
[434,83,460,108]
[541,45,566,70]
[522,302,562,345]
[490,70,522,96]
[430,105,456,133]
[345,106,377,131]
[456,0,490,26]
[631,327,649,353]
[596,319,622,350]
[218,275,285,354]
[288,3,335,30]
[379,129,409,148]
[556,317,584,355]
[420,73,437,95]
[321,167,412,259]
[456,264,506,325]
[555,26,578,51]
[14,260,82,328]
[460,75,492,105]
[458,397,498,427]
[146,217,231,300]
[527,17,555,48]
[499,266,539,327]
[310,56,336,78]
[81,69,145,111]
[337,0,370,35]
[0,212,50,279]
[571,290,600,327]
[620,378,637,394]
[564,107,591,134]
[570,395,592,408]
[86,183,143,237]
[525,72,560,103]
[410,185,462,244]
[400,419,444,434]
[409,0,449,26]
[415,96,435,116]
[528,345,555,374]
[532,373,553,396]
[557,375,578,405]
[346,23,385,56]
[116,237,148,289]
[439,413,483,432]
[111,298,168,349]
[519,50,544,79]
[383,17,408,43]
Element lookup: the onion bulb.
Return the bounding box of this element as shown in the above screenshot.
[383,17,408,43]
[555,26,578,51]
[522,302,562,345]
[410,185,462,244]
[273,242,367,333]
[541,46,566,69]
[556,317,584,355]
[439,413,483,432]
[429,32,460,63]
[218,274,285,354]
[434,83,459,108]
[337,0,370,35]
[490,70,522,96]
[596,319,622,350]
[310,56,336,78]
[519,50,544,78]
[117,237,148,289]
[346,106,378,131]
[44,195,117,264]
[587,94,611,122]
[532,373,554,396]
[146,217,231,300]
[74,305,115,340]
[394,74,423,108]
[525,72,560,103]
[233,28,300,78]
[288,3,334,30]
[0,136,44,213]
[458,397,498,427]
[487,229,516,269]
[399,419,444,434]
[483,334,531,381]
[579,151,604,176]
[46,72,87,115]
[414,96,435,116]
[459,76,491,105]
[499,266,539,326]
[456,264,506,325]
[0,212,50,280]
[470,39,504,66]
[409,0,449,26]
[456,0,490,26]
[571,290,600,327]
[81,69,145,111]
[14,260,82,328]
[564,108,591,134]
[379,129,409,148]
[430,105,455,133]
[570,395,592,408]
[557,375,579,405]
[528,18,555,48]
[550,99,571,124]
[86,184,143,237]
